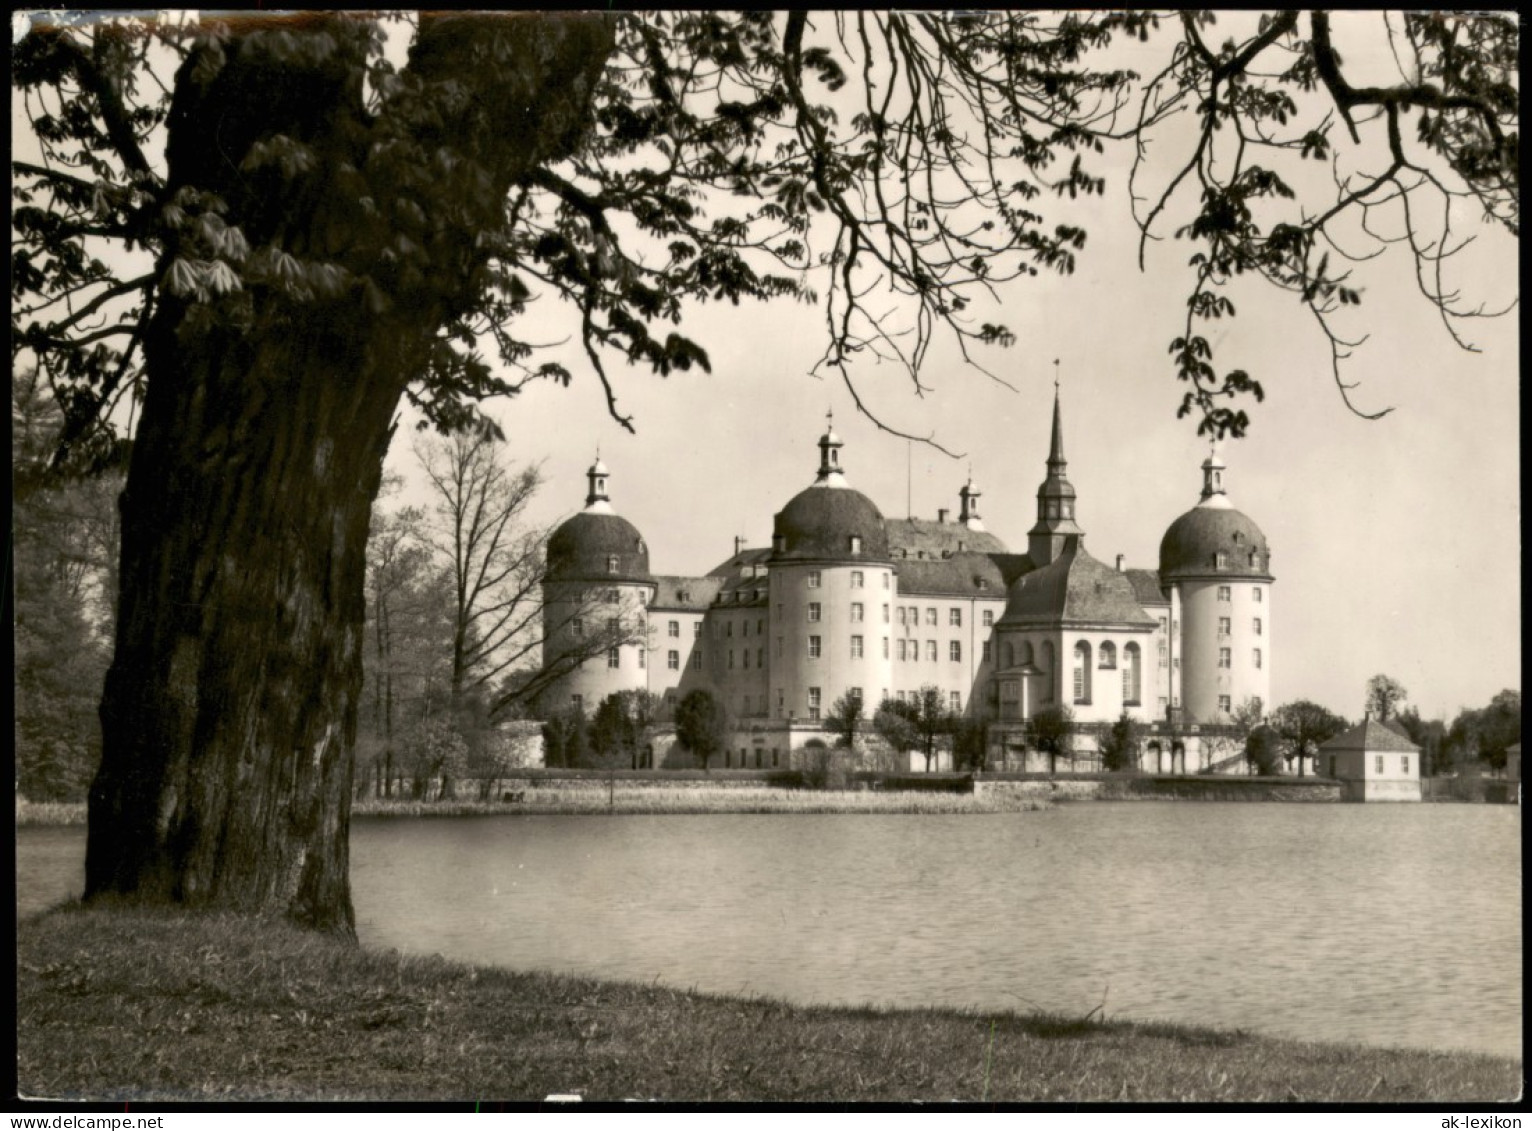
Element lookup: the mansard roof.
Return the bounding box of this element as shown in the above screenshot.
[1125,568,1169,607]
[1319,718,1421,754]
[649,575,722,612]
[884,516,1009,559]
[895,551,1017,598]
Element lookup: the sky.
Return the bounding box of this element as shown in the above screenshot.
[379,14,1519,724]
[13,12,1518,724]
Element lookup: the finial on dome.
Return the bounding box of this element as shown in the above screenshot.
[585,453,613,511]
[815,413,847,487]
[1199,442,1228,503]
[959,468,985,529]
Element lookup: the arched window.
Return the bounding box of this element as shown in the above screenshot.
[1073,641,1092,703]
[1004,641,1015,668]
[1098,642,1117,670]
[1020,640,1034,666]
[1123,643,1142,705]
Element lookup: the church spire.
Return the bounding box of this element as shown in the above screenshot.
[1027,374,1084,566]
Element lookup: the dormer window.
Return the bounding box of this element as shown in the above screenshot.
[850,535,862,553]
[636,538,645,554]
[1215,552,1228,569]
[606,555,619,573]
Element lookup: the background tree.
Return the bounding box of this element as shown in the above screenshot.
[1268,699,1349,777]
[823,691,865,751]
[674,688,729,772]
[540,706,590,771]
[1030,704,1075,774]
[1447,690,1521,777]
[1364,674,1409,721]
[13,12,1516,930]
[414,428,547,711]
[907,686,958,772]
[1100,712,1144,772]
[872,700,921,772]
[588,690,662,771]
[1395,706,1448,777]
[1244,725,1283,776]
[952,717,991,773]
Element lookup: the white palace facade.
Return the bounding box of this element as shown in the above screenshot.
[537,391,1274,772]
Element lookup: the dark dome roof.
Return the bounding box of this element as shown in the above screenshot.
[546,512,653,583]
[1159,504,1272,580]
[771,485,891,563]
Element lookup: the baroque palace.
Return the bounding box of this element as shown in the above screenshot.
[537,391,1274,773]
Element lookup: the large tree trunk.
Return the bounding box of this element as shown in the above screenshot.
[85,13,614,932]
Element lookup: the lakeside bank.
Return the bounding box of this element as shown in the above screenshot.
[17,904,1520,1103]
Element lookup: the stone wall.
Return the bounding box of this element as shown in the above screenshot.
[973,775,1341,803]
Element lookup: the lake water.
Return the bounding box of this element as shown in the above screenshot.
[18,803,1522,1059]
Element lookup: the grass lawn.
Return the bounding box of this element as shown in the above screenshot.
[17,904,1521,1103]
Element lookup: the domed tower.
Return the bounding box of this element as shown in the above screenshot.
[1158,449,1273,724]
[540,457,656,714]
[768,416,894,723]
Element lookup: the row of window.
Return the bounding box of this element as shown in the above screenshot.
[1216,617,1264,636]
[1216,585,1265,602]
[804,569,890,589]
[1216,648,1263,669]
[801,687,962,719]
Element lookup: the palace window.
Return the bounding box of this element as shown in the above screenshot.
[667,650,679,670]
[851,635,864,659]
[808,570,821,588]
[850,538,863,556]
[692,652,703,670]
[1218,647,1231,668]
[1253,618,1262,636]
[757,648,763,668]
[982,609,994,627]
[1219,695,1231,712]
[668,620,679,637]
[807,602,821,622]
[897,639,908,661]
[883,604,890,623]
[983,641,992,662]
[1253,648,1262,669]
[883,572,891,589]
[1099,642,1117,670]
[694,621,702,636]
[949,608,962,627]
[571,694,583,711]
[882,637,890,659]
[1123,643,1142,704]
[606,555,619,573]
[897,607,907,626]
[851,569,864,587]
[726,621,733,637]
[1215,552,1228,569]
[637,647,646,669]
[1218,617,1231,636]
[1253,587,1263,603]
[607,617,619,635]
[1376,755,1384,774]
[1073,642,1092,703]
[1402,756,1410,775]
[605,589,619,604]
[1159,616,1168,633]
[1158,640,1168,666]
[808,635,822,658]
[851,602,864,622]
[728,650,735,669]
[608,648,620,669]
[950,691,961,712]
[950,641,962,662]
[742,650,749,669]
[926,640,938,662]
[572,617,584,637]
[808,687,822,720]
[926,608,938,627]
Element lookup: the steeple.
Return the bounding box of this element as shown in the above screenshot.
[1027,376,1084,567]
[814,410,848,488]
[584,454,614,514]
[959,469,985,531]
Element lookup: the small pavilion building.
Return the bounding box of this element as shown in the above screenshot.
[1318,717,1422,802]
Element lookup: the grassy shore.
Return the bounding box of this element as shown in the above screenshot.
[18,790,1047,826]
[17,905,1519,1103]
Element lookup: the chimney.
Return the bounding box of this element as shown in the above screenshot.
[734,535,744,556]
[1115,554,1125,572]
[937,508,950,524]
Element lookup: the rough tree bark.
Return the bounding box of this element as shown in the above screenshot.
[85,13,615,933]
